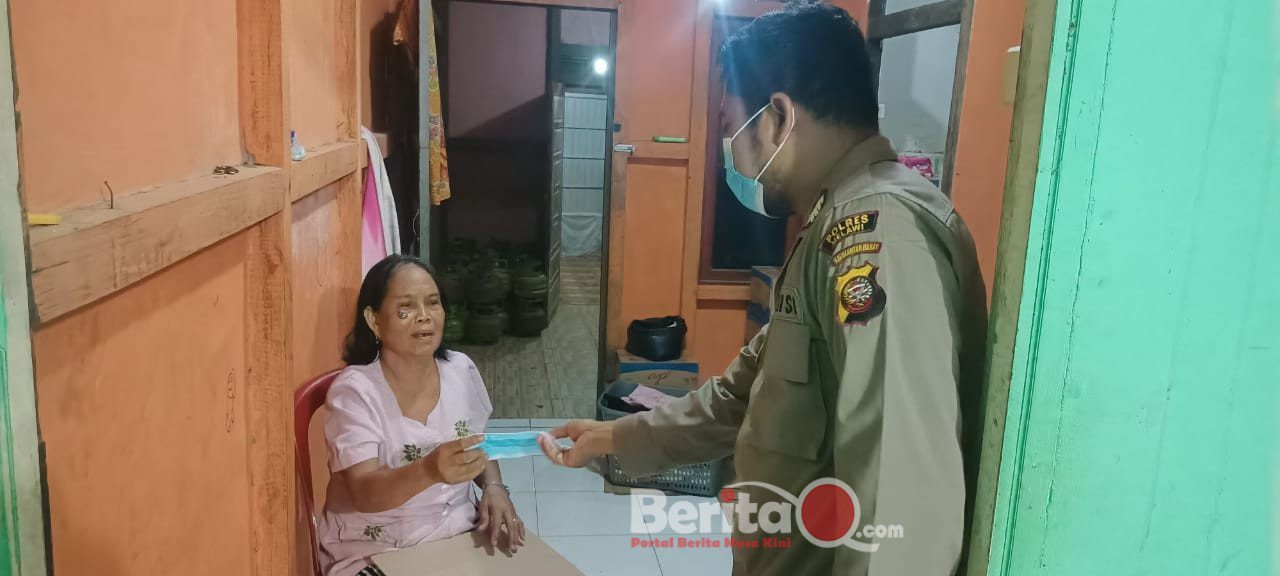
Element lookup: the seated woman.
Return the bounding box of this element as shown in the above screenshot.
[320,255,525,576]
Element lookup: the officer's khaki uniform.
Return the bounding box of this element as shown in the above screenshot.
[612,135,987,575]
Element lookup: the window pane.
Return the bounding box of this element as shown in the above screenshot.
[709,171,788,271]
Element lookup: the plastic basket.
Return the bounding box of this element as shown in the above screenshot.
[598,381,729,497]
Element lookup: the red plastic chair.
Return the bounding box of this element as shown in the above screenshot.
[296,369,342,576]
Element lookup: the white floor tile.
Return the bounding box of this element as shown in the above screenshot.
[536,491,650,537]
[655,543,734,576]
[498,457,535,493]
[534,456,605,492]
[543,535,662,576]
[530,418,572,428]
[645,495,734,536]
[510,491,538,536]
[487,418,530,429]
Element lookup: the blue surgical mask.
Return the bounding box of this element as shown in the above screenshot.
[467,431,549,460]
[723,104,791,218]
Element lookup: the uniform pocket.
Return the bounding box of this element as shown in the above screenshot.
[744,321,826,461]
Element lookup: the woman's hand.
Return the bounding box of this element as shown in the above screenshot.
[422,435,489,485]
[476,485,525,554]
[538,420,616,468]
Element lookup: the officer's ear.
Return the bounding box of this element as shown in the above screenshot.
[767,92,797,147]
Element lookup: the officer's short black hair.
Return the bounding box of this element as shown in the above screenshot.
[720,1,879,130]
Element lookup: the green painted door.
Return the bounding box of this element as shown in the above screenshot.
[987,1,1278,574]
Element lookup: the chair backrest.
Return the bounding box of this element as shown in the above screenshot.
[295,369,342,576]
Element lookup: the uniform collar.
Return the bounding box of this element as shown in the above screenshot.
[818,133,899,196]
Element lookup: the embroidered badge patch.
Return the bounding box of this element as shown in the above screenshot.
[836,263,886,324]
[831,241,883,266]
[821,211,879,253]
[773,287,803,324]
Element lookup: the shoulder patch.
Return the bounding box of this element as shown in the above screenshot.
[773,287,803,324]
[820,211,879,253]
[835,263,886,325]
[831,241,882,266]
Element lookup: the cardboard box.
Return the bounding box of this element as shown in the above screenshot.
[749,266,780,309]
[615,349,699,390]
[746,302,769,343]
[374,531,584,575]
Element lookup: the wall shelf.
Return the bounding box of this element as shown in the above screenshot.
[290,140,360,202]
[28,166,286,324]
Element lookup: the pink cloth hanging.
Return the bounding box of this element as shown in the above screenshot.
[361,160,388,279]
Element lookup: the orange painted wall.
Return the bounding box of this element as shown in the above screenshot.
[950,0,1025,296]
[33,237,253,576]
[10,0,242,213]
[292,183,361,384]
[289,0,346,145]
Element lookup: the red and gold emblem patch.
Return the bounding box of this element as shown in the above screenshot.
[836,263,886,324]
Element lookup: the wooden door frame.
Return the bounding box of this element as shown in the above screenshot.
[866,0,970,196]
[963,0,1058,574]
[0,0,51,572]
[424,0,620,400]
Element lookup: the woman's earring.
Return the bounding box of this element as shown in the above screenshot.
[374,335,382,346]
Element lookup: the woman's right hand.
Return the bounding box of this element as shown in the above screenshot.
[423,435,489,485]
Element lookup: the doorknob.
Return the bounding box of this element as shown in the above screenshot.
[613,144,636,154]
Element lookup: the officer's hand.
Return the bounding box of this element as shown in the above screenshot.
[538,420,615,468]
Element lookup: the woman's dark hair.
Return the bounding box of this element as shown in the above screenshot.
[720,2,879,130]
[343,254,450,365]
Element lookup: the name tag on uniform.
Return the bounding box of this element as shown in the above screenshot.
[773,287,803,324]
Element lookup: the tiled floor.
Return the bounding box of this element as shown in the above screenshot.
[455,256,603,420]
[488,420,733,576]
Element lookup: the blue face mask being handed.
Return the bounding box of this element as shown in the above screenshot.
[723,104,792,218]
[467,431,552,460]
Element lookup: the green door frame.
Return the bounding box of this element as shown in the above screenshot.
[0,0,50,573]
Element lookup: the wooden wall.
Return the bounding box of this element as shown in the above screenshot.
[11,0,362,573]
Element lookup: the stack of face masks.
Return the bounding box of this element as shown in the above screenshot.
[467,431,559,460]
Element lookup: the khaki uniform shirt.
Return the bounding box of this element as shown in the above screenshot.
[613,135,988,575]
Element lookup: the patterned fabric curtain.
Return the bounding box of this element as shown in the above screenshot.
[394,0,452,205]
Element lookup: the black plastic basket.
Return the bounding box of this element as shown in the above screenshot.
[598,381,729,497]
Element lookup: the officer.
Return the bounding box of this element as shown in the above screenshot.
[539,3,987,574]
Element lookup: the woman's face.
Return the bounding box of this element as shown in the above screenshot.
[364,265,445,359]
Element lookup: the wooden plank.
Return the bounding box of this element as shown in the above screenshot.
[940,0,974,197]
[868,0,962,40]
[238,0,290,167]
[681,3,714,352]
[243,211,295,576]
[870,0,963,39]
[28,168,286,324]
[237,0,293,574]
[0,0,48,569]
[964,0,1056,574]
[695,283,751,302]
[335,0,358,139]
[289,140,360,203]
